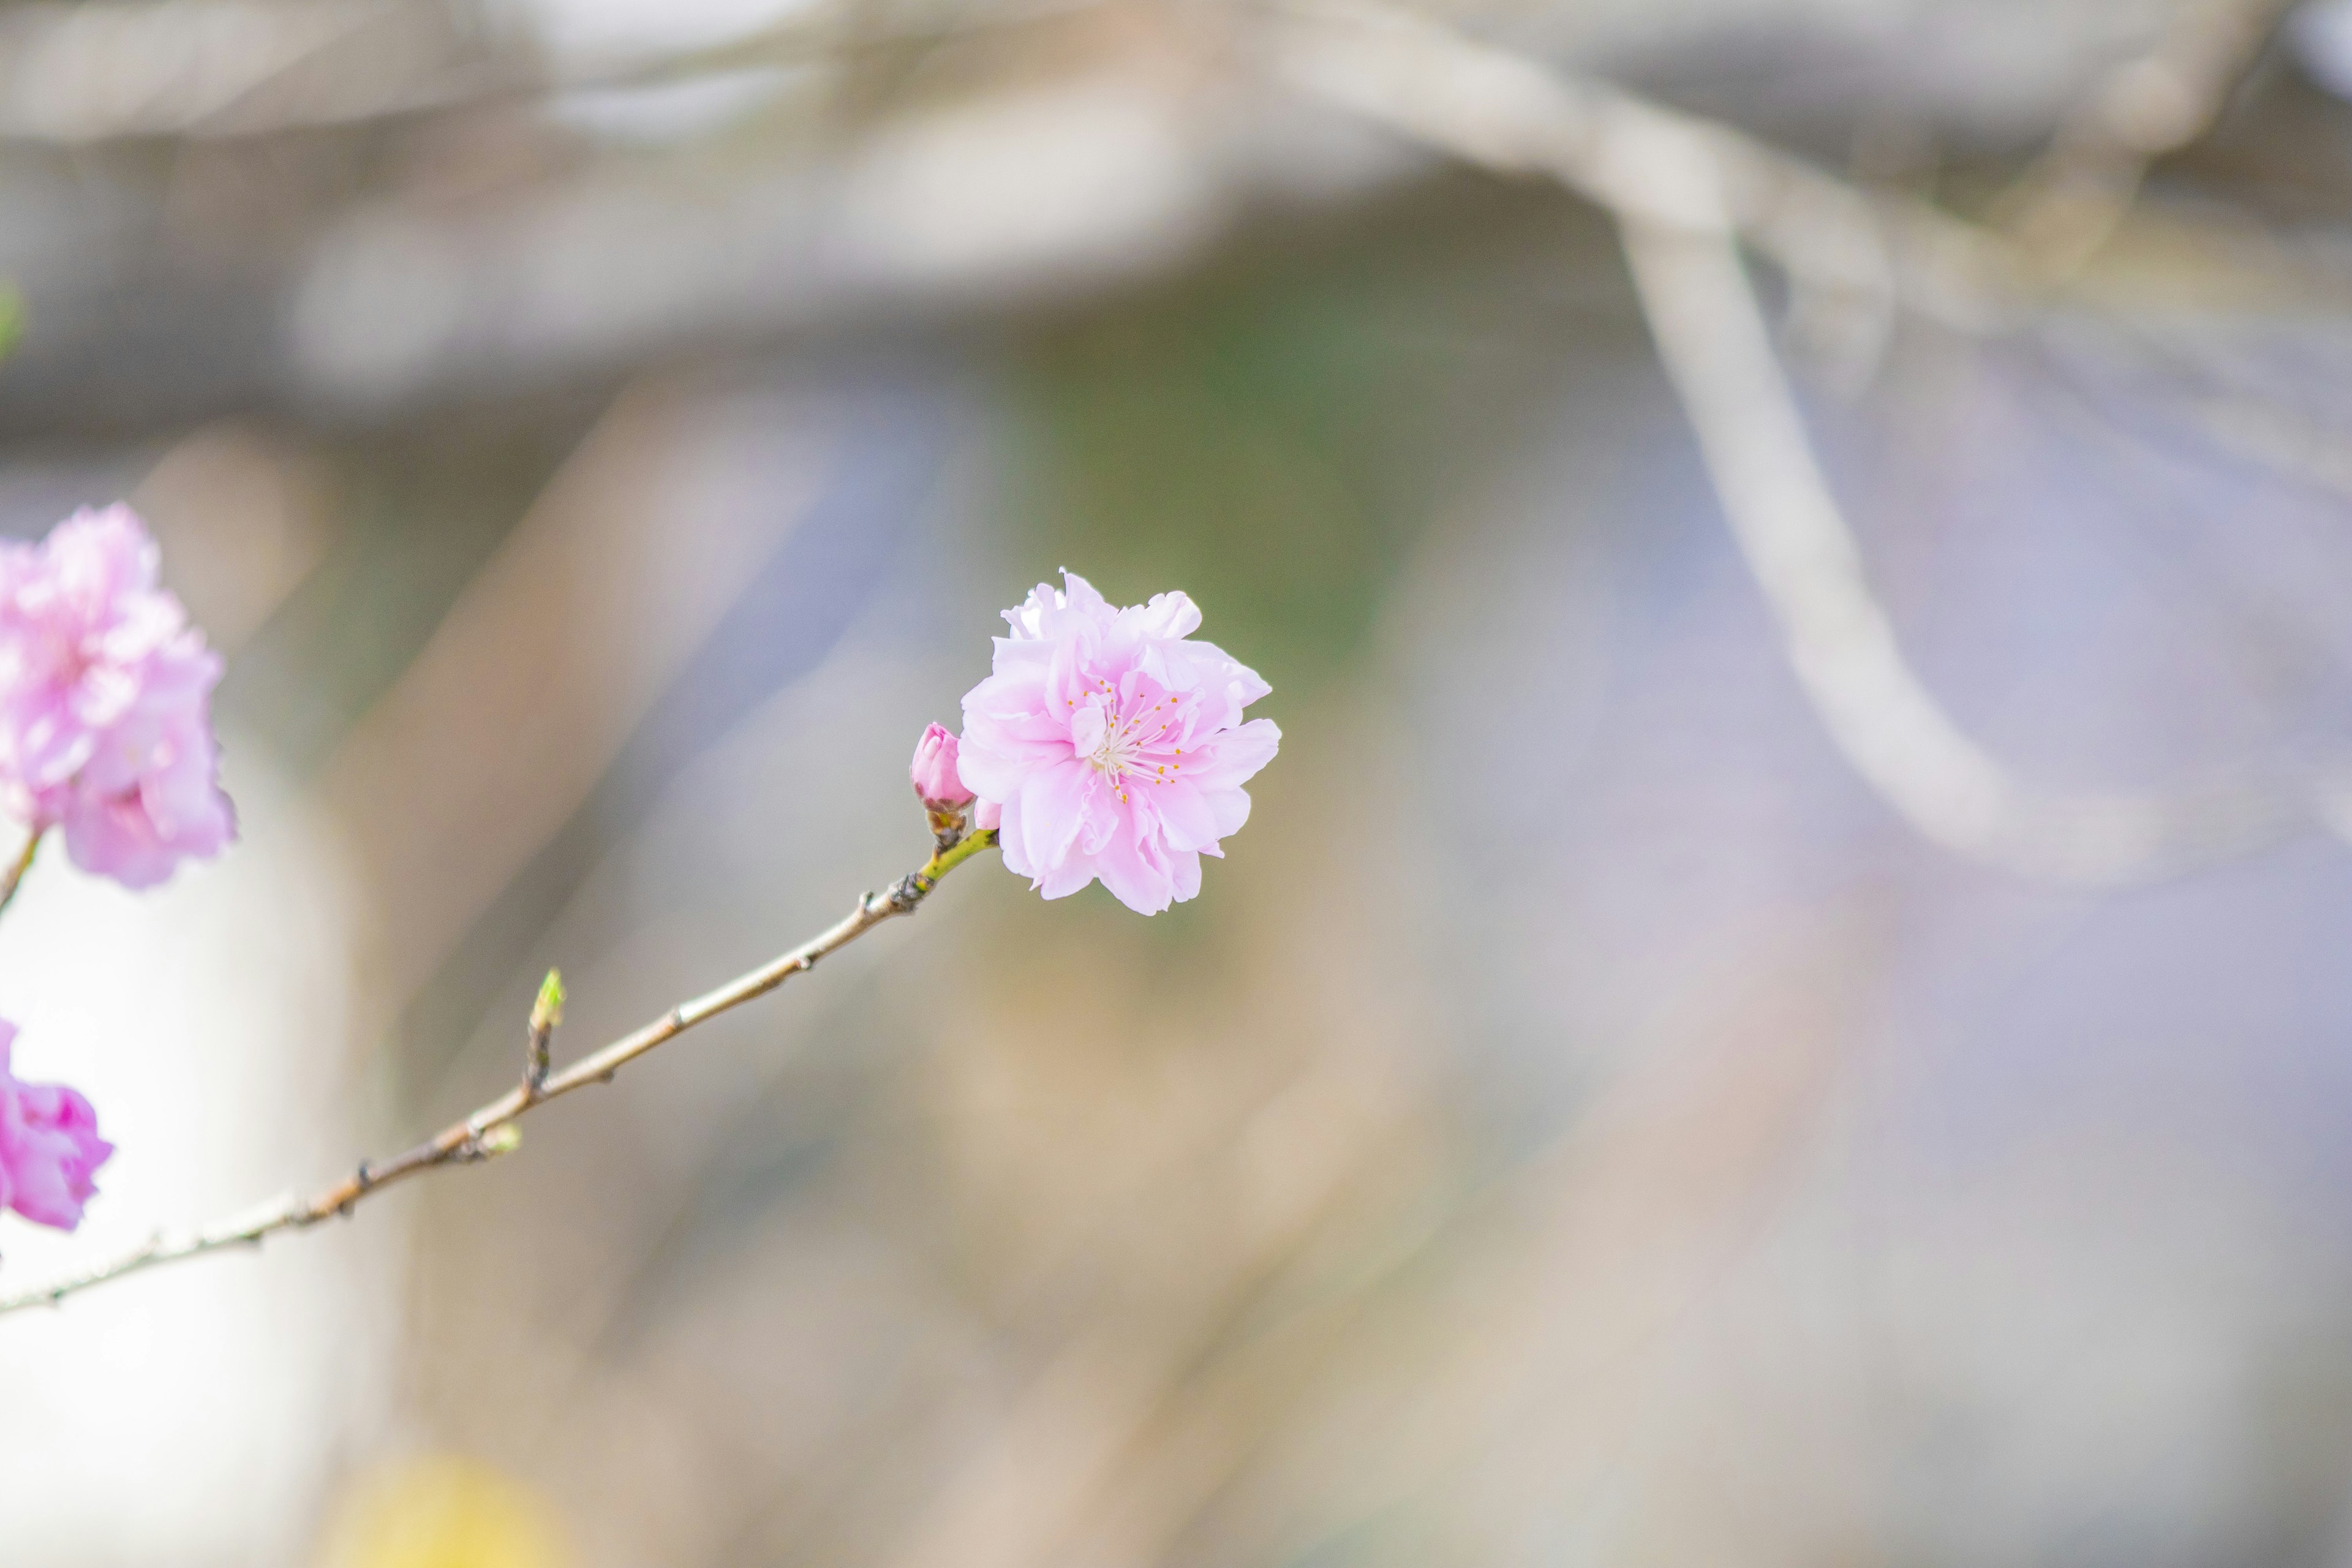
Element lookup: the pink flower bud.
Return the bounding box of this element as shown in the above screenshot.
[910,722,974,808]
[0,1021,112,1232]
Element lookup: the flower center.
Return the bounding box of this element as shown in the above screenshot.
[1088,714,1145,778]
[1078,687,1189,808]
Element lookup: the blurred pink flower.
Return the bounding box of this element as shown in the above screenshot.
[957,571,1279,914]
[910,722,974,808]
[0,1020,112,1231]
[0,505,235,888]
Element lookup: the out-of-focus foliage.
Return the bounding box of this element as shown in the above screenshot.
[320,1456,570,1568]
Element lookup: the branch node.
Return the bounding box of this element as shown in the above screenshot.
[888,872,933,913]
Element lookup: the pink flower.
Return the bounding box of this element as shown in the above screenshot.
[956,571,1279,914]
[910,722,974,808]
[0,505,235,888]
[0,1020,113,1231]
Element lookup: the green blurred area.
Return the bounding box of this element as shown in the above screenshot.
[1008,184,1634,691]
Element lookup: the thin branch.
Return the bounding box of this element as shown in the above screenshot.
[0,826,1000,1316]
[0,829,39,921]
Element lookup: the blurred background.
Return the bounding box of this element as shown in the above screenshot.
[10,0,2352,1562]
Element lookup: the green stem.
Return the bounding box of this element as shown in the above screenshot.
[0,830,39,921]
[922,826,999,883]
[887,826,1000,912]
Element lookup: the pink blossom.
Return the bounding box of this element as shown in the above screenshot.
[0,505,235,888]
[0,1020,113,1231]
[956,571,1279,914]
[910,722,974,808]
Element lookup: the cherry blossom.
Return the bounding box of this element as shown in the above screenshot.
[0,1020,112,1231]
[956,571,1278,914]
[0,505,235,888]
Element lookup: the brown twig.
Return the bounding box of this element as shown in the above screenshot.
[0,825,999,1316]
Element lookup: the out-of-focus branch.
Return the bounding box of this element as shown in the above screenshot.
[0,0,1104,144]
[1253,0,2016,333]
[0,825,1000,1315]
[1263,0,2336,884]
[1617,214,2305,883]
[1996,0,2296,277]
